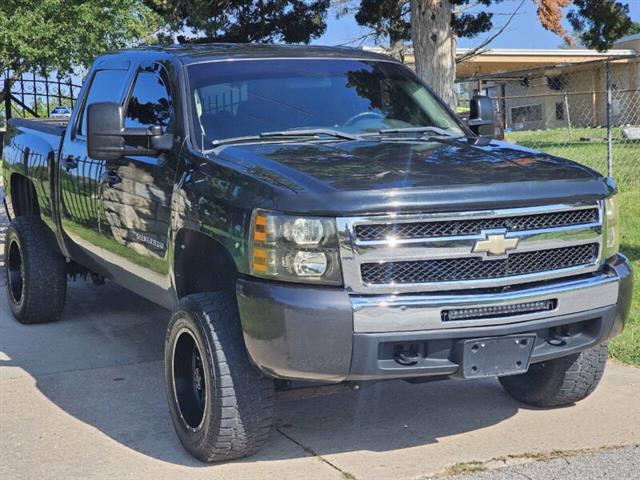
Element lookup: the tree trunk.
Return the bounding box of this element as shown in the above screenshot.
[0,64,27,105]
[410,0,457,109]
[388,36,405,62]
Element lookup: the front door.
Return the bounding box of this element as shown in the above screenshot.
[59,65,131,275]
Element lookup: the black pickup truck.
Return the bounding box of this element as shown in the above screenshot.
[1,44,632,462]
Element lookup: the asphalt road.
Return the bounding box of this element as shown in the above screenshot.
[1,206,639,480]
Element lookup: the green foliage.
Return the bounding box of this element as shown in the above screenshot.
[628,22,640,36]
[346,0,632,53]
[0,0,162,75]
[145,0,330,44]
[352,0,411,45]
[346,0,504,48]
[451,0,505,38]
[346,0,502,49]
[12,96,74,119]
[567,0,633,51]
[560,20,638,49]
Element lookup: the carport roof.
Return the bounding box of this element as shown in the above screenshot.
[454,48,638,80]
[363,45,638,81]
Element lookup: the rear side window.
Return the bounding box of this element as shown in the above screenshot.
[78,69,129,135]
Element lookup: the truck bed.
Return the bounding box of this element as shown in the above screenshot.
[2,117,68,220]
[10,117,68,137]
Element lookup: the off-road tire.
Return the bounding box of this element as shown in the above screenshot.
[4,216,66,324]
[165,291,274,462]
[499,344,608,407]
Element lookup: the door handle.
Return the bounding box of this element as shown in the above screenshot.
[100,171,122,188]
[62,155,78,170]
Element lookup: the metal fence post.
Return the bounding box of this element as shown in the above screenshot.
[3,78,12,121]
[606,60,613,179]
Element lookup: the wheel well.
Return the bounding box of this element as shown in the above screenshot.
[174,229,238,299]
[10,174,40,218]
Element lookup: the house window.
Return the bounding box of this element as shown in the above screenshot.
[511,104,542,124]
[555,102,565,120]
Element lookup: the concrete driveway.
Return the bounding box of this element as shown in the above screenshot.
[1,209,639,480]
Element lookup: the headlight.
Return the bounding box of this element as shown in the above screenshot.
[604,195,620,259]
[249,210,342,285]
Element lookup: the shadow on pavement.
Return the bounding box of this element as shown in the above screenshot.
[0,212,520,467]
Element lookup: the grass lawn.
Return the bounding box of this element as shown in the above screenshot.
[612,190,640,365]
[506,128,640,365]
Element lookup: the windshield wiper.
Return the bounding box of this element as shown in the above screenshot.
[363,126,458,139]
[261,128,361,141]
[211,128,360,148]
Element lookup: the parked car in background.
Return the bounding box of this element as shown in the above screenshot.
[1,44,632,463]
[49,106,72,118]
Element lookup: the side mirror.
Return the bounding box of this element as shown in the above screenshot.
[87,102,173,160]
[87,102,126,161]
[468,95,497,138]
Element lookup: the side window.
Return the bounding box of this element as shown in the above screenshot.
[124,66,173,135]
[78,69,129,135]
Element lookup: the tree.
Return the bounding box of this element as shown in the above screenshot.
[145,0,330,44]
[628,22,640,36]
[339,0,517,106]
[0,0,161,102]
[334,0,411,59]
[345,1,632,108]
[565,0,632,51]
[560,20,639,48]
[411,0,632,107]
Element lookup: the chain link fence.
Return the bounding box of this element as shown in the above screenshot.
[457,55,640,191]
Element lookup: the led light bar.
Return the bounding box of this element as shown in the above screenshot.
[441,299,557,322]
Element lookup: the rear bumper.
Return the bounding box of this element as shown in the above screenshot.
[236,254,633,382]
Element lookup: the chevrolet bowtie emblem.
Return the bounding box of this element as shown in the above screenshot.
[473,233,519,257]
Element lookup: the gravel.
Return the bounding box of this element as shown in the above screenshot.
[445,445,640,480]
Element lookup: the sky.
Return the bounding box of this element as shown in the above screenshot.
[315,0,640,49]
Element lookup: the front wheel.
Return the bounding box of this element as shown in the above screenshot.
[499,344,608,407]
[165,291,274,462]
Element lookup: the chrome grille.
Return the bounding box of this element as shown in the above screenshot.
[337,203,604,294]
[360,244,598,285]
[355,208,599,241]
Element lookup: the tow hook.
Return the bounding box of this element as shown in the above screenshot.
[548,336,567,347]
[394,345,421,366]
[548,326,569,347]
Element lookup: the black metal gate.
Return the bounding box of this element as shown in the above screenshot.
[2,70,82,123]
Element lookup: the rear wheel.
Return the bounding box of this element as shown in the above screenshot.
[499,344,608,407]
[165,291,274,462]
[4,216,66,324]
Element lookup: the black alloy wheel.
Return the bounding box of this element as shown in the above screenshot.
[172,328,208,430]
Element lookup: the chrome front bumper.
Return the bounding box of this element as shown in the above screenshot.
[237,255,632,382]
[351,270,620,333]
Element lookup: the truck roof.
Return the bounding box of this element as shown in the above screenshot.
[96,43,395,66]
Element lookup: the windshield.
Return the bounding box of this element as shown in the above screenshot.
[187,59,465,149]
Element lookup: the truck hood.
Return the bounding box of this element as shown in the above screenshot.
[206,137,613,215]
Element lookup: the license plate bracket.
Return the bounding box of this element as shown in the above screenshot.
[459,334,536,379]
